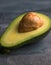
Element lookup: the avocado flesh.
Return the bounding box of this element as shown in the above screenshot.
[0,12,51,47]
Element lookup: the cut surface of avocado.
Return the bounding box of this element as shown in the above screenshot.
[0,12,51,47]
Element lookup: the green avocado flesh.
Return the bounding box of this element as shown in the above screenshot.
[0,12,51,47]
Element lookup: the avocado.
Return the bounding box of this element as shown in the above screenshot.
[0,12,51,48]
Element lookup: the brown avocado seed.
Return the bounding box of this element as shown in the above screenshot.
[18,12,43,33]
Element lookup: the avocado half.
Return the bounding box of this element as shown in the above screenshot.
[0,12,51,48]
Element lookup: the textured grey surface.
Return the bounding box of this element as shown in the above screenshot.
[0,0,51,65]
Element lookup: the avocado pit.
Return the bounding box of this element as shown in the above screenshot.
[18,12,43,33]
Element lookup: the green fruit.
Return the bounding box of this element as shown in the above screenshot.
[0,12,51,48]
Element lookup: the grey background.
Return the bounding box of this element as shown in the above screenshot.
[0,0,51,65]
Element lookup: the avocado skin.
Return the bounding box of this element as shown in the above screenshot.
[0,47,10,54]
